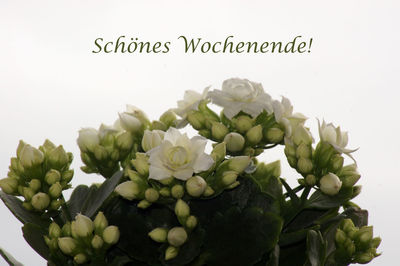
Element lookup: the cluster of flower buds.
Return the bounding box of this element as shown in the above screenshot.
[0,140,73,212]
[45,212,120,264]
[149,110,178,131]
[335,219,381,264]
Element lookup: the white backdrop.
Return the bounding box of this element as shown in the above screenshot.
[0,1,399,265]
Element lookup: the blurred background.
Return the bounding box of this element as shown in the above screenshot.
[0,0,399,265]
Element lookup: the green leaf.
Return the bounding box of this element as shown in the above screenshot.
[66,185,90,219]
[0,246,23,266]
[280,178,300,206]
[22,223,50,260]
[266,245,280,266]
[306,230,326,266]
[305,187,352,210]
[250,161,283,200]
[80,171,122,218]
[0,191,51,228]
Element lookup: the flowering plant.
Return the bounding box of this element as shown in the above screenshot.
[0,78,381,265]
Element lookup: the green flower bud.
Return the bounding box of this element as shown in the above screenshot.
[50,199,63,210]
[116,131,133,150]
[131,153,149,176]
[352,185,362,198]
[145,188,159,203]
[221,171,238,186]
[165,246,179,260]
[355,226,373,245]
[265,127,284,143]
[167,227,187,247]
[297,157,313,174]
[171,184,184,199]
[20,144,44,168]
[119,112,143,133]
[284,139,297,157]
[335,229,347,245]
[186,176,207,197]
[45,169,61,185]
[198,129,211,139]
[292,125,313,146]
[151,120,168,131]
[187,111,205,130]
[31,192,50,211]
[305,175,317,186]
[148,228,168,243]
[233,116,253,133]
[10,158,20,172]
[77,128,100,153]
[159,176,174,185]
[58,237,77,255]
[62,222,72,237]
[74,213,94,237]
[74,253,87,264]
[345,239,356,257]
[93,145,108,161]
[175,199,190,218]
[48,146,69,170]
[115,181,140,200]
[320,173,342,196]
[371,237,382,249]
[211,122,229,141]
[296,143,312,159]
[29,179,41,192]
[94,211,108,234]
[41,139,56,153]
[211,142,226,163]
[288,157,297,170]
[329,154,344,172]
[340,164,361,187]
[203,185,215,196]
[246,125,263,145]
[160,110,177,127]
[22,202,33,211]
[0,177,18,194]
[141,130,164,152]
[62,169,74,183]
[226,181,240,189]
[159,187,171,197]
[224,132,245,152]
[355,252,374,264]
[49,182,62,198]
[186,215,198,230]
[103,225,120,245]
[137,199,151,209]
[91,235,104,249]
[49,222,61,238]
[23,187,35,201]
[341,219,355,234]
[228,156,251,173]
[16,140,27,159]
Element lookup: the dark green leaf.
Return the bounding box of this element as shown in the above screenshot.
[306,230,326,266]
[280,178,300,206]
[22,223,50,260]
[0,191,51,228]
[266,245,280,266]
[66,185,90,219]
[250,161,283,200]
[0,246,23,266]
[305,187,352,210]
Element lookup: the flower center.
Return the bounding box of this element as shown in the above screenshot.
[167,146,188,167]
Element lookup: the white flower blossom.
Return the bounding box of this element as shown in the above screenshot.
[147,128,214,181]
[272,96,307,137]
[209,78,272,119]
[318,119,358,160]
[142,130,165,152]
[174,87,210,119]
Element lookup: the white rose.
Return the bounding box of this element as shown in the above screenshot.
[77,128,100,153]
[147,128,214,181]
[209,78,272,119]
[174,87,209,119]
[141,130,165,152]
[272,96,307,137]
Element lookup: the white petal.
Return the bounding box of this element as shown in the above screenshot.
[173,168,194,180]
[148,165,171,180]
[193,153,214,172]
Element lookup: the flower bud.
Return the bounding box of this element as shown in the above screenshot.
[233,116,253,133]
[159,187,171,197]
[341,219,355,234]
[73,214,94,237]
[74,253,87,264]
[160,110,177,127]
[320,173,342,196]
[371,237,382,248]
[335,229,347,244]
[0,177,18,194]
[94,211,108,234]
[31,192,50,211]
[29,179,41,191]
[20,145,44,168]
[49,222,62,238]
[265,127,284,143]
[345,239,356,257]
[119,112,143,132]
[148,228,168,243]
[16,140,27,159]
[58,237,77,255]
[228,156,251,173]
[48,146,69,170]
[211,142,226,163]
[62,222,72,237]
[22,202,33,211]
[116,131,133,150]
[186,176,207,197]
[246,125,263,145]
[292,125,313,146]
[165,246,179,260]
[45,169,61,185]
[171,184,184,199]
[211,122,229,141]
[226,181,240,189]
[224,133,245,152]
[50,199,63,210]
[221,171,238,186]
[203,185,215,196]
[296,143,311,159]
[186,215,198,230]
[142,130,164,152]
[137,199,152,209]
[352,185,362,198]
[187,111,205,130]
[297,157,313,174]
[115,181,140,200]
[103,225,120,245]
[91,235,104,249]
[49,182,62,198]
[175,199,190,218]
[355,252,374,264]
[131,153,149,176]
[41,139,56,153]
[93,145,108,161]
[77,128,99,153]
[167,227,187,247]
[145,188,159,203]
[329,154,344,172]
[151,120,168,131]
[305,175,317,186]
[355,226,373,245]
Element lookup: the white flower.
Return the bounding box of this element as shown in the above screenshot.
[147,128,214,181]
[318,119,357,160]
[272,96,307,137]
[320,173,342,196]
[141,130,165,152]
[174,87,209,119]
[117,105,149,133]
[209,78,272,119]
[19,144,44,168]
